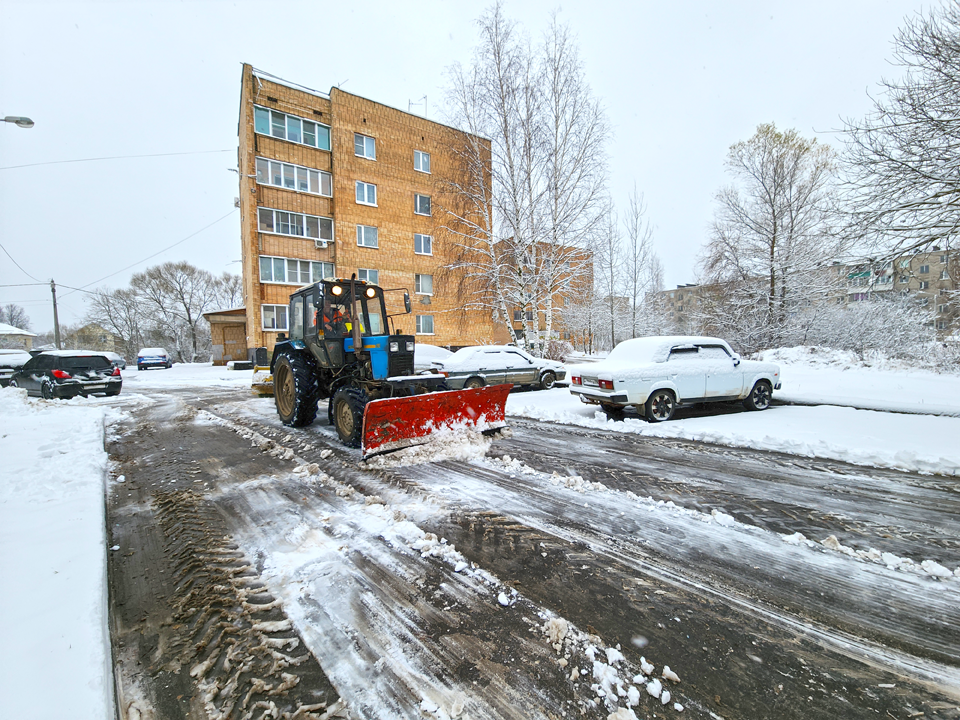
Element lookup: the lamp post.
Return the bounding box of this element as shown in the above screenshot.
[3,116,35,128]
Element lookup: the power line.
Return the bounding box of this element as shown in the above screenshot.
[0,241,42,282]
[0,148,234,171]
[60,208,238,297]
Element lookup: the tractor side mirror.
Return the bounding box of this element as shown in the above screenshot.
[404,292,412,314]
[277,333,287,341]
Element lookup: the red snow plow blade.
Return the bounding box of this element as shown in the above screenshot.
[361,384,512,459]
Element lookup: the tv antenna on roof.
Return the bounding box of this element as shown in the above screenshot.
[409,95,428,118]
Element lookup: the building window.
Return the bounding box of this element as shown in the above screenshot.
[358,268,379,284]
[415,194,431,216]
[259,256,333,284]
[513,310,533,321]
[938,304,948,313]
[254,106,330,151]
[357,225,379,248]
[255,157,331,196]
[356,181,377,206]
[919,280,930,290]
[898,275,908,284]
[878,274,892,285]
[414,233,433,255]
[414,150,431,173]
[899,259,911,269]
[354,133,376,160]
[941,254,949,264]
[920,297,930,306]
[261,304,288,331]
[416,315,434,334]
[415,274,433,295]
[919,264,930,274]
[941,270,950,280]
[937,320,947,330]
[258,208,333,243]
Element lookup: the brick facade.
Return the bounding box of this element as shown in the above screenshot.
[237,65,502,357]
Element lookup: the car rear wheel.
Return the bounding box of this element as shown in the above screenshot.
[743,380,772,411]
[539,371,557,390]
[274,353,319,427]
[40,381,54,400]
[464,377,484,390]
[332,386,366,448]
[645,389,675,422]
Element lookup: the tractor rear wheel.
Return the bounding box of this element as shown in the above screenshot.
[332,386,367,448]
[274,353,319,427]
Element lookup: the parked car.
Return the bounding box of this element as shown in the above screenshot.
[568,336,781,422]
[414,343,454,373]
[0,348,32,387]
[428,345,566,390]
[9,350,123,399]
[137,347,172,371]
[104,351,127,370]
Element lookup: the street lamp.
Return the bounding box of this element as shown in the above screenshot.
[3,116,35,128]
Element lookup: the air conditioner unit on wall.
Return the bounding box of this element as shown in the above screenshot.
[315,239,328,249]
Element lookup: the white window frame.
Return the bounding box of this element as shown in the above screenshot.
[254,105,331,151]
[941,270,950,280]
[354,133,376,160]
[261,304,289,331]
[255,157,332,197]
[414,150,431,173]
[920,280,930,290]
[415,273,433,295]
[257,207,334,245]
[416,315,435,335]
[414,233,433,255]
[357,225,379,249]
[259,255,334,285]
[920,264,930,274]
[358,268,379,285]
[414,193,431,216]
[356,181,377,206]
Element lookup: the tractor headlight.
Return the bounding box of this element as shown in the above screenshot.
[406,341,415,352]
[390,341,399,352]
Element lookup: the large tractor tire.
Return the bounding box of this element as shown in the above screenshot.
[331,386,367,448]
[274,353,319,427]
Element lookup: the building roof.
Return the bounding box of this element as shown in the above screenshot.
[0,322,37,337]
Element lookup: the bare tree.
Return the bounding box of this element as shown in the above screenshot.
[440,3,607,356]
[0,303,32,331]
[213,271,244,310]
[841,3,960,256]
[87,288,148,360]
[131,262,221,362]
[699,123,844,350]
[621,186,662,338]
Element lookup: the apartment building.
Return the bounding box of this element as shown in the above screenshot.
[833,247,958,337]
[237,65,503,358]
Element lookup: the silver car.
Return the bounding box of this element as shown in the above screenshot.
[430,345,566,391]
[568,335,781,421]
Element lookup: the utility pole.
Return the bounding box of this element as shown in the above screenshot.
[50,280,61,349]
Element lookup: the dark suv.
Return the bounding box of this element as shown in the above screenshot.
[9,351,122,399]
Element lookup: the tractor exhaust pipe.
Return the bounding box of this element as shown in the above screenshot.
[349,273,363,359]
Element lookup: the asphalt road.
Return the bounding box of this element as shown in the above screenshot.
[106,387,960,720]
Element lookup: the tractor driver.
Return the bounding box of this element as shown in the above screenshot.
[323,300,352,335]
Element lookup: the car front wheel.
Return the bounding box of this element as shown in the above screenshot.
[464,377,484,390]
[743,380,772,411]
[539,371,557,390]
[645,389,675,422]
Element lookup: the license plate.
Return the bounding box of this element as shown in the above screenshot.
[86,384,106,390]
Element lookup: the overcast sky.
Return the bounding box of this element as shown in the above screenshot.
[0,0,926,333]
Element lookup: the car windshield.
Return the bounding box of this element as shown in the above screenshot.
[61,356,110,370]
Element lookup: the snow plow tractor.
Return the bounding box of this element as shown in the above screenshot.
[269,276,511,458]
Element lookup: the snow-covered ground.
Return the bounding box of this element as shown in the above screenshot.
[2,350,959,718]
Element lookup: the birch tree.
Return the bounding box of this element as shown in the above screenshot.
[621,186,663,338]
[841,3,960,256]
[440,3,607,356]
[699,123,844,350]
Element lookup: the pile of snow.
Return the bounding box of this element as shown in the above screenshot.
[0,387,114,719]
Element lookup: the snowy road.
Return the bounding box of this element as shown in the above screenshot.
[104,385,960,720]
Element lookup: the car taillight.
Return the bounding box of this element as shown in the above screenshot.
[571,375,581,385]
[52,369,72,379]
[599,379,614,390]
[111,366,121,376]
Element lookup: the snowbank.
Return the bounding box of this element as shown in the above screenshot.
[0,387,114,719]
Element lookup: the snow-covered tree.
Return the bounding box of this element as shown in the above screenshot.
[841,3,960,257]
[0,303,31,331]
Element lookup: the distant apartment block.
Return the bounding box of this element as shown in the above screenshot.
[236,64,505,358]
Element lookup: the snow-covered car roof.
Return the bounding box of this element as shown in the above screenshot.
[138,348,168,355]
[0,349,32,365]
[37,349,112,357]
[597,336,732,367]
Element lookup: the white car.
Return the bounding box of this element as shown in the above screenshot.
[0,348,32,387]
[568,336,781,422]
[413,343,454,373]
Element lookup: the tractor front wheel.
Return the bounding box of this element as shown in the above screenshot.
[274,353,319,427]
[332,386,367,448]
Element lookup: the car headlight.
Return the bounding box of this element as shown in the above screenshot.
[389,342,399,352]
